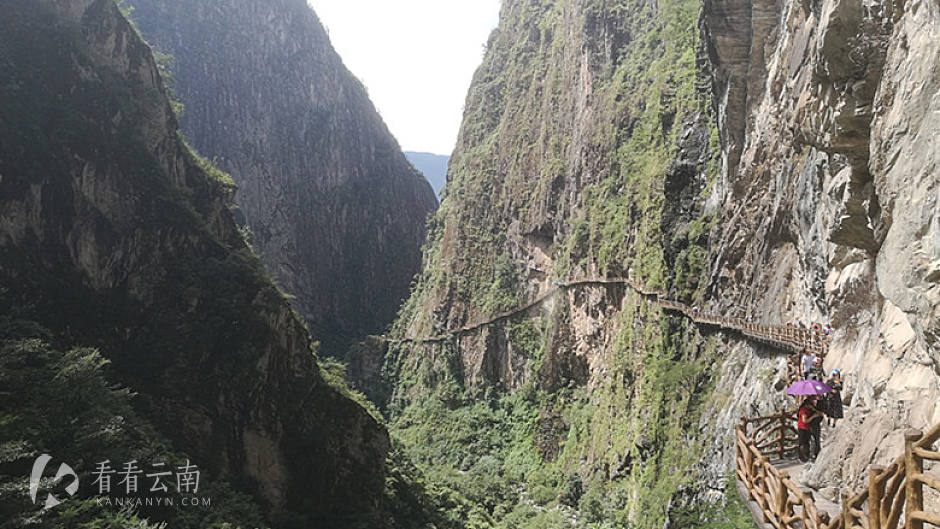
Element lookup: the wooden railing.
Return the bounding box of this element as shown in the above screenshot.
[737,410,940,529]
[736,409,829,529]
[380,275,832,359]
[828,422,940,529]
[742,410,801,460]
[376,270,935,529]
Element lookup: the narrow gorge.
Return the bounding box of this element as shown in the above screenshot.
[126,0,438,352]
[0,0,936,528]
[0,0,390,526]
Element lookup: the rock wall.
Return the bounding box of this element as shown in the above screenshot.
[384,0,938,524]
[384,0,728,525]
[700,0,940,497]
[126,0,438,348]
[393,0,715,379]
[0,0,388,524]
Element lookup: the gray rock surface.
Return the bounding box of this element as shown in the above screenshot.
[0,0,389,523]
[700,0,939,498]
[387,0,937,518]
[127,0,438,348]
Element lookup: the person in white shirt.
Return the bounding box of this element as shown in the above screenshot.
[801,349,817,379]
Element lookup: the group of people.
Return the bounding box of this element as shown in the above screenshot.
[787,320,833,337]
[796,349,844,462]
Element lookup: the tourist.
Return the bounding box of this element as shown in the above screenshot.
[824,370,844,427]
[809,396,824,459]
[798,398,823,462]
[808,357,826,381]
[801,349,816,379]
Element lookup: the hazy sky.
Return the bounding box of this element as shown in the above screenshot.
[309,0,501,155]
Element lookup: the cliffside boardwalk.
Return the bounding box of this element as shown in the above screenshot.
[737,414,940,529]
[381,275,830,366]
[377,276,939,528]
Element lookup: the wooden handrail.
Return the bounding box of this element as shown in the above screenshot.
[385,271,939,529]
[739,410,940,529]
[378,275,832,360]
[737,410,826,529]
[844,423,940,529]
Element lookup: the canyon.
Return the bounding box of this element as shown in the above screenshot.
[0,0,936,528]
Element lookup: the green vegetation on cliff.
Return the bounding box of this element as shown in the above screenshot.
[0,329,269,529]
[382,0,748,527]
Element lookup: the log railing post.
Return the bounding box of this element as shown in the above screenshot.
[777,469,789,523]
[739,418,753,491]
[800,490,811,529]
[739,426,747,485]
[762,462,771,517]
[779,409,787,459]
[748,447,756,494]
[869,465,884,529]
[842,489,852,529]
[904,429,924,529]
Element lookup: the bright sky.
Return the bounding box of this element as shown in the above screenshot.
[309,0,501,155]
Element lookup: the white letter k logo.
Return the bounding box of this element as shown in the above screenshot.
[29,454,79,509]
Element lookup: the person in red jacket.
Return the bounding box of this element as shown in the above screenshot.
[798,397,823,462]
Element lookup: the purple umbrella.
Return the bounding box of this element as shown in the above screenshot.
[786,379,832,396]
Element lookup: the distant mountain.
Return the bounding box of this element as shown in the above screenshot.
[405,151,449,198]
[128,0,438,351]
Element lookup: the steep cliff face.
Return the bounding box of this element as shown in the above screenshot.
[383,0,938,526]
[126,0,438,348]
[0,0,388,524]
[700,0,939,495]
[384,0,725,526]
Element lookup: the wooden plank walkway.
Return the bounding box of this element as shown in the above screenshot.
[376,275,832,363]
[370,272,940,529]
[737,413,940,529]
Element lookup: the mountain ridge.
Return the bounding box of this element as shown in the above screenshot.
[126,0,438,351]
[0,0,390,524]
[405,151,449,198]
